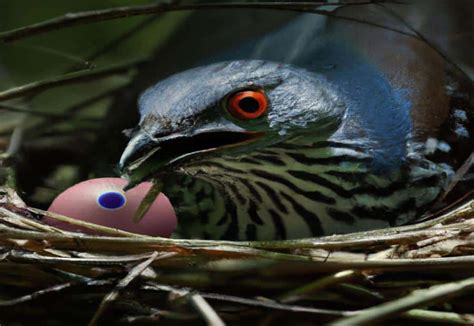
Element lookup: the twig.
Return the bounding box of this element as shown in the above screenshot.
[0,103,69,118]
[7,249,168,266]
[5,122,25,158]
[0,282,72,306]
[202,292,357,317]
[437,153,474,204]
[30,84,129,134]
[85,15,159,64]
[189,293,226,326]
[403,309,474,325]
[0,1,404,43]
[88,251,172,326]
[10,43,92,70]
[0,57,146,101]
[332,276,474,325]
[0,207,65,233]
[26,206,148,238]
[337,283,385,301]
[133,179,163,222]
[279,270,358,302]
[147,284,356,317]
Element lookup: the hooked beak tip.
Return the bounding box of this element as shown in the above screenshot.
[118,132,152,173]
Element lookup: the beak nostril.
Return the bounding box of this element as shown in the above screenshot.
[152,132,171,139]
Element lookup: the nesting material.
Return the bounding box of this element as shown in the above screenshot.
[0,186,473,325]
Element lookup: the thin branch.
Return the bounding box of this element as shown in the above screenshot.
[86,15,159,64]
[7,249,167,266]
[5,120,25,159]
[189,293,226,326]
[26,206,148,238]
[437,153,474,204]
[10,43,92,70]
[88,251,173,326]
[0,1,404,43]
[332,276,474,325]
[403,309,474,325]
[278,270,358,302]
[0,282,72,306]
[149,284,356,317]
[0,57,146,101]
[200,293,357,317]
[28,84,128,136]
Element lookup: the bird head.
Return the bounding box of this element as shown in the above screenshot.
[119,60,346,180]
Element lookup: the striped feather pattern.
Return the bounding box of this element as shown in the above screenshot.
[168,140,446,240]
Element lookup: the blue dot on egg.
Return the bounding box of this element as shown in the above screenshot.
[97,191,126,210]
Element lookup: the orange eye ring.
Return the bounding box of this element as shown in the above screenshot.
[227,90,268,120]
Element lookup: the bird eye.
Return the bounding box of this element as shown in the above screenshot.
[227,90,268,120]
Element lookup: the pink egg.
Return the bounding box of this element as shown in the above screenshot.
[46,178,176,237]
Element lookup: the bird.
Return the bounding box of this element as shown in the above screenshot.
[118,6,474,241]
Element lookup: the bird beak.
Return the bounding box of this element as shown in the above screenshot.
[119,131,156,173]
[119,121,263,176]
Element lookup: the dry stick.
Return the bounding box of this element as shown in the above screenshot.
[0,1,409,43]
[0,283,72,306]
[200,292,356,317]
[331,276,474,326]
[337,283,385,301]
[154,283,355,317]
[8,249,165,266]
[189,293,226,326]
[438,153,474,203]
[4,120,25,160]
[26,206,148,238]
[0,57,146,102]
[133,179,163,222]
[279,270,358,302]
[0,207,65,233]
[88,251,174,326]
[403,309,474,325]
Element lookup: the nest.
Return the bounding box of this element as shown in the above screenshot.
[0,187,473,325]
[0,1,473,325]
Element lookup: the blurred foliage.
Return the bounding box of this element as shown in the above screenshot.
[0,0,190,206]
[1,0,166,83]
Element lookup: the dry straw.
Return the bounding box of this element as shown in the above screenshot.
[0,187,473,325]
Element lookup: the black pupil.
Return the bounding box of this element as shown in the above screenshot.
[238,97,260,113]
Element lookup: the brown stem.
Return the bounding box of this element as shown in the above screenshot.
[0,1,405,43]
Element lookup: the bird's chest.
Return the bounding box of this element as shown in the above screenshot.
[166,141,448,240]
